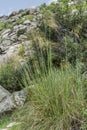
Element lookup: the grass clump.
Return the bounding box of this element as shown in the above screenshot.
[10,63,85,130]
[33,69,84,130]
[0,114,11,129]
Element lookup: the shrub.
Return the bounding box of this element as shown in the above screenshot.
[0,61,22,92]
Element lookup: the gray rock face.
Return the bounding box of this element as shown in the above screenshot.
[9,11,19,17]
[0,7,40,65]
[11,90,27,107]
[23,20,31,25]
[0,85,11,102]
[0,85,27,114]
[1,29,11,39]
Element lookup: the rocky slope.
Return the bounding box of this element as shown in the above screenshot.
[0,7,41,65]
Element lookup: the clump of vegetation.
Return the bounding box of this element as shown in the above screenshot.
[0,21,13,31]
[25,14,34,21]
[18,44,25,57]
[0,60,22,92]
[8,62,86,130]
[16,18,25,25]
[4,21,13,29]
[0,22,5,31]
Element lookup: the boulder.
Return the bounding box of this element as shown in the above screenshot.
[9,11,19,17]
[1,29,11,39]
[7,31,18,42]
[18,35,27,41]
[0,85,11,102]
[23,20,31,25]
[0,86,27,114]
[28,8,38,14]
[1,40,12,47]
[11,90,27,107]
[13,24,27,36]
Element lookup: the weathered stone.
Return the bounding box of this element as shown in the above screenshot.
[17,26,27,36]
[1,29,11,39]
[7,44,20,53]
[18,35,27,41]
[31,21,37,28]
[0,47,5,54]
[18,9,24,13]
[9,18,16,22]
[8,32,18,42]
[1,40,12,47]
[27,8,38,14]
[9,11,19,17]
[0,86,27,114]
[23,20,31,25]
[14,24,27,32]
[0,85,11,102]
[11,90,27,107]
[24,9,30,15]
[1,29,11,36]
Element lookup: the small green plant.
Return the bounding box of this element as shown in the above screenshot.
[0,21,13,30]
[26,14,34,21]
[0,114,11,129]
[0,22,5,31]
[16,18,25,25]
[4,22,13,29]
[18,45,25,57]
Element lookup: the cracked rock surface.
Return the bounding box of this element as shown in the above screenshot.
[0,85,27,114]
